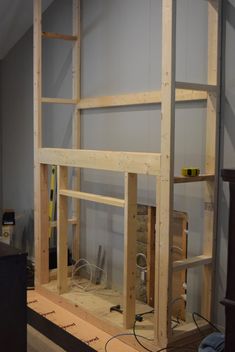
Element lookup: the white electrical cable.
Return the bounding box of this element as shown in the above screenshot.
[71,258,107,292]
[136,253,147,270]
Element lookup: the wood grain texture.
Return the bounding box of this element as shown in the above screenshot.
[155,0,176,345]
[34,0,49,286]
[38,148,161,176]
[59,189,125,208]
[77,89,206,110]
[123,173,137,328]
[57,167,68,294]
[71,0,81,262]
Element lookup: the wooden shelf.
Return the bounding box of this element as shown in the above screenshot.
[174,174,214,184]
[175,81,217,93]
[173,255,212,272]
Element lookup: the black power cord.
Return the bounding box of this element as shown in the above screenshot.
[105,310,220,352]
[192,312,221,337]
[133,313,196,352]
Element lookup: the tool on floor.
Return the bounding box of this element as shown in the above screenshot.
[181,167,200,177]
[109,305,143,322]
[110,304,123,314]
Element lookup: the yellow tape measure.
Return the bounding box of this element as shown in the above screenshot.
[181,168,200,177]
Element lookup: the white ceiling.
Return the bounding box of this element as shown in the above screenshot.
[0,0,54,59]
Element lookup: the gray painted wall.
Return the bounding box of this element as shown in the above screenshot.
[0,0,233,328]
[0,61,2,218]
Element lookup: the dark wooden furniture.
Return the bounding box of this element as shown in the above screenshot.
[0,242,27,352]
[221,169,235,351]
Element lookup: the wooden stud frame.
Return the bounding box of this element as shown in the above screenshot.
[34,0,222,349]
[155,1,176,345]
[34,0,49,286]
[71,0,81,262]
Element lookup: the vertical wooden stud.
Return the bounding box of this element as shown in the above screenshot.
[72,0,81,262]
[155,0,176,346]
[57,166,68,294]
[202,0,221,319]
[147,206,156,307]
[34,0,49,286]
[123,173,137,329]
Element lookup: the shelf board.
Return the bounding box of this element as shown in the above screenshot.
[175,81,217,92]
[174,174,214,184]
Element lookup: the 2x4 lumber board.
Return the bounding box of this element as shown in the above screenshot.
[38,148,161,176]
[175,81,217,92]
[155,0,176,345]
[202,0,222,320]
[59,189,125,208]
[42,97,77,105]
[49,265,73,280]
[72,0,81,262]
[123,173,137,329]
[34,0,49,286]
[35,166,50,285]
[174,174,215,183]
[173,255,212,272]
[147,206,156,307]
[57,166,68,294]
[171,321,210,344]
[77,90,207,110]
[50,218,77,228]
[42,31,77,41]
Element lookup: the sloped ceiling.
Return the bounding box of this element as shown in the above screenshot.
[0,0,54,59]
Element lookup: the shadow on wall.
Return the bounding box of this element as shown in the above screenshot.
[223,97,235,151]
[226,0,235,32]
[12,210,34,259]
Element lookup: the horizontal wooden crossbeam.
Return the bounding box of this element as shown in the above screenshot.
[41,89,207,109]
[77,89,207,110]
[42,97,77,105]
[38,148,161,176]
[60,189,125,207]
[174,174,214,183]
[175,82,217,92]
[50,218,77,228]
[173,255,212,272]
[42,31,78,41]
